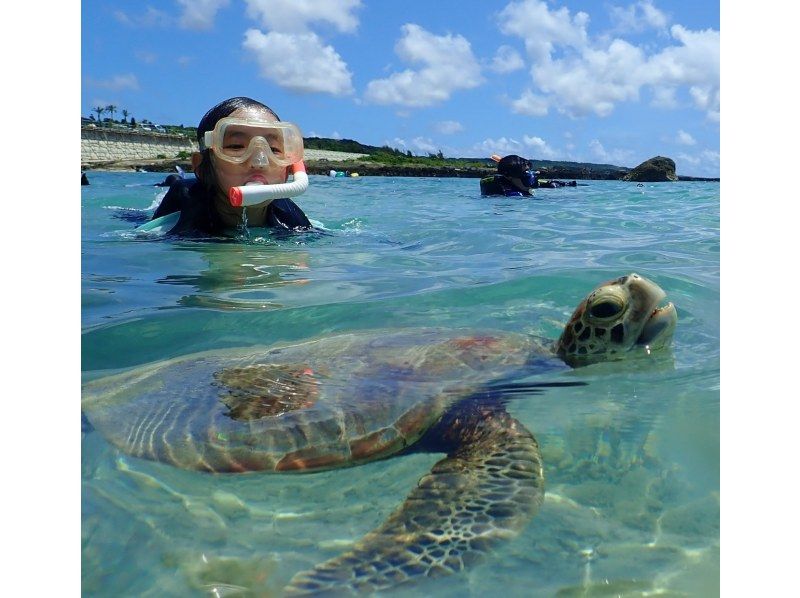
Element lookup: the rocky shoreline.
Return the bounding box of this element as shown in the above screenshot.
[81,156,719,182]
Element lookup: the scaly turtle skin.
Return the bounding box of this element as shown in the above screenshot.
[82,273,676,595]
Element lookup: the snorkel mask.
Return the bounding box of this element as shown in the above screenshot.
[201,117,309,206]
[520,169,537,188]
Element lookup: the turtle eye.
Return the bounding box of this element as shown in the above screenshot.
[589,299,624,319]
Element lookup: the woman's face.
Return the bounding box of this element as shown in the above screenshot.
[208,106,288,195]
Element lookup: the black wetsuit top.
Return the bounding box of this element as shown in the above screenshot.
[479,174,534,197]
[152,178,312,237]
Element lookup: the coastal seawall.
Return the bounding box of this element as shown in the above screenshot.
[81,126,368,168]
[81,126,198,165]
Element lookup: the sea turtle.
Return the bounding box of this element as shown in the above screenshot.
[82,273,677,595]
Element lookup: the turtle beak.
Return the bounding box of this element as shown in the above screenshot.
[636,301,677,346]
[625,274,678,347]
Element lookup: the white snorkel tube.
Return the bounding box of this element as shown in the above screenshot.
[228,161,309,207]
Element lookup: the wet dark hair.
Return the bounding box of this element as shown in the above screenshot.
[194,97,281,202]
[497,154,531,179]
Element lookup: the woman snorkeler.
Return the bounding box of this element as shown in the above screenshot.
[150,96,312,236]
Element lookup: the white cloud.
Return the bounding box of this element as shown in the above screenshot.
[497,1,718,122]
[609,1,669,33]
[676,129,696,145]
[639,1,669,29]
[472,137,527,156]
[243,29,354,95]
[244,0,362,34]
[490,45,525,73]
[177,0,230,31]
[510,89,549,116]
[434,120,464,134]
[650,85,678,108]
[533,39,646,117]
[677,149,719,177]
[497,0,590,62]
[176,56,193,68]
[113,7,170,28]
[84,74,140,91]
[522,135,558,159]
[364,24,484,108]
[647,25,720,121]
[588,139,635,165]
[134,50,157,64]
[411,137,440,154]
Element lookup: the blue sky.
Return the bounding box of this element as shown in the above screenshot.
[82,0,719,176]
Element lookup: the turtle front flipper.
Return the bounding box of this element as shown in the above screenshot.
[285,406,544,595]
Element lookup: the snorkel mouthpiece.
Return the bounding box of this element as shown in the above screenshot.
[229,161,309,207]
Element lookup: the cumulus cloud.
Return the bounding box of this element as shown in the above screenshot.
[497,0,590,62]
[113,7,170,28]
[177,0,230,31]
[473,137,527,156]
[471,134,556,158]
[134,50,157,64]
[411,137,440,154]
[533,39,646,117]
[243,29,354,95]
[676,129,696,145]
[647,25,720,121]
[244,0,362,34]
[588,139,635,165]
[677,149,719,177]
[434,120,464,134]
[496,1,719,121]
[364,24,484,107]
[609,1,669,33]
[84,74,140,91]
[490,45,525,73]
[510,89,549,116]
[522,135,558,158]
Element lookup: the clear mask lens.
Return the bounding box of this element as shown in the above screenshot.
[204,118,304,166]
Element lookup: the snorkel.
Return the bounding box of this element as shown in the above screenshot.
[228,161,309,207]
[200,114,310,208]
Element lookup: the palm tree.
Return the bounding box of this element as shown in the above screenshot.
[93,106,105,123]
[122,109,129,123]
[106,104,117,122]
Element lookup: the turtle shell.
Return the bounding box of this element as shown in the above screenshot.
[82,329,555,473]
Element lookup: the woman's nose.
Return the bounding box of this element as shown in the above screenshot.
[249,148,269,168]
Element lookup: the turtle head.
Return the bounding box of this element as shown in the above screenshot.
[556,273,677,367]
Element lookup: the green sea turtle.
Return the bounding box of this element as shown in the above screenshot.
[82,273,676,595]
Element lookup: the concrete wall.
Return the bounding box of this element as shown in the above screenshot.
[81,126,199,164]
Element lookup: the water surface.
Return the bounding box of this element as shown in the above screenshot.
[82,172,719,596]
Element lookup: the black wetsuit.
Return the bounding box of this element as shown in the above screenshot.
[479,174,534,197]
[152,178,312,236]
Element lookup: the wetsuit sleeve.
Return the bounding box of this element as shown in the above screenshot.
[265,198,312,229]
[152,181,185,219]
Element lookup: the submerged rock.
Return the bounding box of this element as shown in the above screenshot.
[623,156,678,182]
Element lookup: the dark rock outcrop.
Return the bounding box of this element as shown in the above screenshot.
[623,156,678,182]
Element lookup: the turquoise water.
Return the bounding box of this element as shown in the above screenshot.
[82,172,720,596]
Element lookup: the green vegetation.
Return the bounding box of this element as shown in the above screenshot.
[80,116,643,176]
